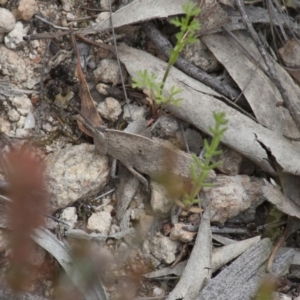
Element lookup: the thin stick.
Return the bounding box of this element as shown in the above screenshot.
[24,30,74,41]
[108,0,132,120]
[142,21,239,101]
[34,15,71,31]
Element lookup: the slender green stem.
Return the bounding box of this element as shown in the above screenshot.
[184,112,228,206]
[133,2,201,108]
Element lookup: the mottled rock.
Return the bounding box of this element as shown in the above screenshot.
[0,8,15,33]
[94,58,127,85]
[96,12,110,23]
[96,83,109,95]
[157,115,179,137]
[17,117,25,129]
[212,144,243,176]
[170,223,196,242]
[97,97,122,121]
[87,211,112,234]
[60,207,78,227]
[150,181,174,215]
[205,175,266,224]
[18,0,39,21]
[24,112,36,129]
[7,108,20,122]
[4,22,29,50]
[46,144,110,212]
[149,233,179,264]
[153,287,165,297]
[15,128,30,138]
[123,104,145,121]
[42,122,54,133]
[0,116,11,134]
[100,0,116,10]
[0,45,27,82]
[182,40,220,73]
[10,94,33,116]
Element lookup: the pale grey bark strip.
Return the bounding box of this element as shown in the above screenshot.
[167,207,212,300]
[197,238,272,300]
[118,43,300,175]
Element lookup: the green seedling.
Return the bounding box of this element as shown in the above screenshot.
[182,112,228,207]
[132,2,201,115]
[132,3,227,208]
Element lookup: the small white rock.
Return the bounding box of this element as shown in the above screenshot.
[153,287,165,297]
[30,39,39,49]
[150,181,174,215]
[97,97,122,122]
[11,94,33,116]
[18,0,39,21]
[46,144,110,212]
[142,239,161,266]
[274,293,292,300]
[96,83,109,95]
[123,104,145,121]
[103,204,114,213]
[93,58,127,85]
[158,115,179,137]
[149,233,179,264]
[182,40,220,73]
[109,224,120,235]
[88,59,96,70]
[170,223,197,243]
[7,109,20,122]
[102,197,111,206]
[130,208,144,221]
[24,112,35,129]
[25,78,39,89]
[87,211,112,234]
[0,8,15,33]
[29,52,37,60]
[96,12,110,23]
[4,22,29,50]
[15,128,30,138]
[0,45,27,82]
[117,242,128,255]
[66,12,76,20]
[60,207,77,227]
[100,0,116,10]
[17,115,25,128]
[47,116,54,123]
[42,123,53,132]
[0,116,11,134]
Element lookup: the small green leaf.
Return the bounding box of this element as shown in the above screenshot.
[191,198,200,204]
[208,161,223,169]
[191,163,198,183]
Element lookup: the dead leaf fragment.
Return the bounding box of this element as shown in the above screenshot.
[278,38,300,84]
[198,0,229,35]
[71,35,103,137]
[262,185,300,218]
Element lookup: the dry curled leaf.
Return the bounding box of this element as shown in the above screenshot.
[71,35,103,137]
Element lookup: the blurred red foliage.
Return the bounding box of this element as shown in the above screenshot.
[2,145,47,291]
